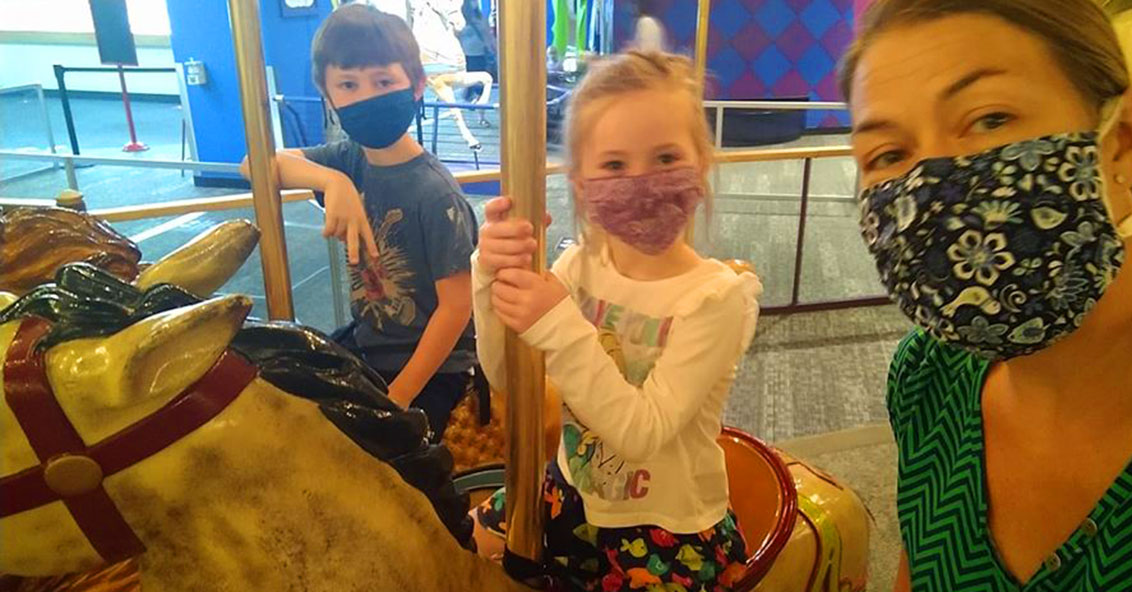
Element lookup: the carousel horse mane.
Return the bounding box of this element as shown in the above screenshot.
[0,263,474,547]
[0,208,140,296]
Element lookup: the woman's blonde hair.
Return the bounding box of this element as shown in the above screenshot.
[564,50,714,243]
[838,0,1129,109]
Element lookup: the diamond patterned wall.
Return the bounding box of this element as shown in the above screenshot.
[614,0,854,128]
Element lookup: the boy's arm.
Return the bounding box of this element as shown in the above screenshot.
[239,149,351,193]
[240,146,377,263]
[388,272,473,407]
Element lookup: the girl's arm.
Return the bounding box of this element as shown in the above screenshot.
[471,251,508,391]
[471,246,579,393]
[521,278,757,462]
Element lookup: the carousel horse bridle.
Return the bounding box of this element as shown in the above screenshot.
[0,316,257,563]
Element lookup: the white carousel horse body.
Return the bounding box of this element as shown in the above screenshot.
[0,296,527,591]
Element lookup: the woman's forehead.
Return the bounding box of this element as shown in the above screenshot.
[850,14,1074,118]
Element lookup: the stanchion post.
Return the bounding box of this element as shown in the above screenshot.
[54,65,80,156]
[500,0,548,572]
[228,0,295,320]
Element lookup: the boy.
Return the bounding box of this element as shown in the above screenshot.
[240,4,476,439]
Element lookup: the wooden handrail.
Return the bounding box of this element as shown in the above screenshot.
[90,190,316,223]
[715,145,854,163]
[0,146,853,224]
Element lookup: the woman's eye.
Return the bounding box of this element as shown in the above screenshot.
[657,153,681,165]
[601,160,625,171]
[867,150,906,171]
[969,112,1014,134]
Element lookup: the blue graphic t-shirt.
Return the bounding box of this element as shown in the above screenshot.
[303,141,477,373]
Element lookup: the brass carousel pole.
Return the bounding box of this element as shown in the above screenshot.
[229,0,295,320]
[688,0,711,242]
[500,0,548,573]
[694,0,712,84]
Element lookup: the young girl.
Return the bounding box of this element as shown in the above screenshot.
[470,51,762,591]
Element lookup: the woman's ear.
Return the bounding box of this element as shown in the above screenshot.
[1104,87,1132,226]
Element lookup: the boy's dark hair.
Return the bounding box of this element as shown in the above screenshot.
[311,4,424,94]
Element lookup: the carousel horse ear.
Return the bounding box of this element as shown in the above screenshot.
[110,295,252,406]
[0,291,15,310]
[135,220,260,297]
[47,295,252,411]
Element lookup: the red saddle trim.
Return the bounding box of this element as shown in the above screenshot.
[1,316,257,564]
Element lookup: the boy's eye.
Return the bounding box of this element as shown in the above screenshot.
[601,160,625,172]
[379,79,394,88]
[338,81,357,91]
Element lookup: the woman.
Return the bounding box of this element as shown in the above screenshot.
[842,1,1132,590]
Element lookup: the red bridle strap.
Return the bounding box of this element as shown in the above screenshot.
[1,316,257,564]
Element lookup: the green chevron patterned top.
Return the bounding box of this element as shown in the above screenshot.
[888,330,1132,592]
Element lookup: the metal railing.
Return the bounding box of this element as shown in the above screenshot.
[0,83,59,184]
[0,142,884,321]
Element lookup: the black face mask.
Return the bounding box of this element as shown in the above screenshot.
[334,88,418,149]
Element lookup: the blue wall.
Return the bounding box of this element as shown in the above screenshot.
[166,0,331,182]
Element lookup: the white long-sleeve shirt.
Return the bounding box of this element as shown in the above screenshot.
[472,245,761,533]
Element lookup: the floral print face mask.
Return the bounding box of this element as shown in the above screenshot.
[858,131,1129,360]
[582,168,704,255]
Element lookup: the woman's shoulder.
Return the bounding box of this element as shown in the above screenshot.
[887,329,987,441]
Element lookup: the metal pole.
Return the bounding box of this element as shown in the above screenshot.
[64,157,78,191]
[54,65,80,155]
[694,0,712,85]
[34,84,59,161]
[500,0,547,572]
[228,0,295,320]
[118,65,149,152]
[326,236,348,328]
[713,104,723,194]
[790,158,813,306]
[687,0,711,242]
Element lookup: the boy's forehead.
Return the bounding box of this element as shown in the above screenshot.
[327,63,407,77]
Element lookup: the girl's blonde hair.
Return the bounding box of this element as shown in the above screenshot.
[564,50,715,243]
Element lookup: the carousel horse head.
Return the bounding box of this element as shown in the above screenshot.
[0,266,525,591]
[0,207,260,298]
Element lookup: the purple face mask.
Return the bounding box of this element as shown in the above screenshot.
[581,167,705,255]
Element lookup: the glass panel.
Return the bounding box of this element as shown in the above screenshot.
[798,156,885,302]
[698,152,885,307]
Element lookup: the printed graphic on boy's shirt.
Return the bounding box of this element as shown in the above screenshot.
[349,206,417,328]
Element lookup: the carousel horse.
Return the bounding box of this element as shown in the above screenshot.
[0,265,527,592]
[0,207,260,299]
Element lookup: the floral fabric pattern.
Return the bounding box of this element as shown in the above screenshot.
[858,132,1126,360]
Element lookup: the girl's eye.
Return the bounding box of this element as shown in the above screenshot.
[867,149,906,171]
[601,160,625,172]
[657,153,681,165]
[969,112,1014,134]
